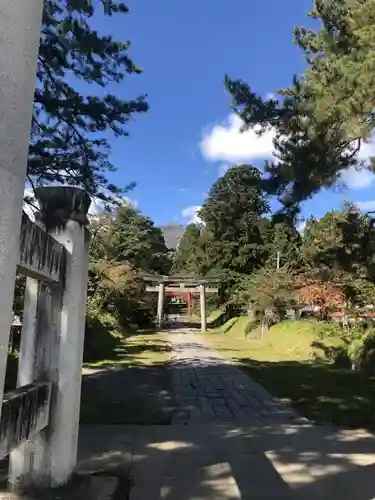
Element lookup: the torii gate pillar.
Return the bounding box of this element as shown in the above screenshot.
[156,282,165,328]
[199,284,207,332]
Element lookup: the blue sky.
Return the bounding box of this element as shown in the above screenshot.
[94,0,375,227]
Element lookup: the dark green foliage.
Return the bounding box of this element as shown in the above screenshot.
[198,165,271,275]
[30,0,148,201]
[237,265,296,332]
[172,224,204,274]
[200,165,269,239]
[315,322,375,373]
[349,331,375,374]
[266,220,302,269]
[225,77,357,218]
[301,205,375,304]
[294,0,375,142]
[225,0,375,216]
[84,206,170,360]
[108,205,171,274]
[174,167,302,308]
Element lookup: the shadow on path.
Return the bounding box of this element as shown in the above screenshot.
[77,329,375,498]
[78,422,375,499]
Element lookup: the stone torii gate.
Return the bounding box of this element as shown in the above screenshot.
[142,274,222,332]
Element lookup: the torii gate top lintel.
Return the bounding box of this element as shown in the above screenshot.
[141,273,224,287]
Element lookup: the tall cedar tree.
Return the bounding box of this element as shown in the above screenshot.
[30,0,148,202]
[198,165,270,274]
[173,224,204,274]
[225,0,375,218]
[108,205,171,275]
[267,221,302,269]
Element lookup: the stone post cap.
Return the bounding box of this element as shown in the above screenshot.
[35,186,91,230]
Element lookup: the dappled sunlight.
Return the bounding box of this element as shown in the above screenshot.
[202,327,375,430]
[268,451,346,488]
[84,331,172,368]
[78,421,375,499]
[76,451,129,475]
[161,462,241,499]
[147,440,196,451]
[77,326,375,497]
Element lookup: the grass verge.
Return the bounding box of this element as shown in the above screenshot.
[84,330,171,368]
[80,331,173,425]
[204,320,375,430]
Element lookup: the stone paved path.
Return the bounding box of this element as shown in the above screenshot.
[169,331,305,425]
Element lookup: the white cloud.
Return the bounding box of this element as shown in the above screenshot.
[202,114,375,190]
[181,205,202,224]
[339,137,375,189]
[296,219,307,234]
[90,196,138,214]
[356,200,375,212]
[200,113,276,163]
[89,198,105,215]
[358,138,375,161]
[340,168,375,189]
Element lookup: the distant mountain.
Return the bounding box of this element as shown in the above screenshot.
[159,224,185,250]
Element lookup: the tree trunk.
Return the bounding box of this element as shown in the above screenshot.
[261,315,269,339]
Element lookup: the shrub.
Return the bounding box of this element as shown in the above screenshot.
[312,340,351,368]
[316,322,375,373]
[348,330,375,374]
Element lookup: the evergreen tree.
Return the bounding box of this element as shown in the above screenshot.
[225,0,375,215]
[173,224,204,274]
[29,0,148,202]
[295,0,375,142]
[198,165,270,274]
[267,221,302,269]
[301,205,375,281]
[108,205,171,274]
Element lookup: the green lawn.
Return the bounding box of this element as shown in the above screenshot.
[203,320,375,430]
[191,309,223,323]
[84,330,171,368]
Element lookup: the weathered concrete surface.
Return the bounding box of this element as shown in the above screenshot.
[76,423,375,499]
[9,187,91,488]
[0,0,44,414]
[0,383,51,460]
[18,214,66,285]
[35,188,91,486]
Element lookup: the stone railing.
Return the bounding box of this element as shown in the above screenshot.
[0,187,90,491]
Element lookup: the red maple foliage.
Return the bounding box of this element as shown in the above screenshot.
[296,278,345,317]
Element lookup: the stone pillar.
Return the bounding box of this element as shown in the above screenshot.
[199,284,207,332]
[187,292,192,317]
[17,278,39,387]
[157,282,165,328]
[0,0,43,410]
[9,187,91,488]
